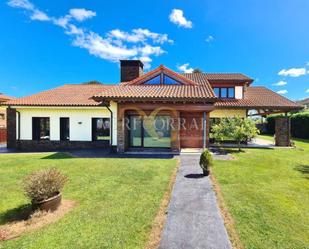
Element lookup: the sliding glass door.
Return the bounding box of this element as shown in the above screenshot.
[129,116,142,147]
[129,115,171,148]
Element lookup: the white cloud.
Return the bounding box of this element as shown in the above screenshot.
[108,28,173,44]
[8,0,50,21]
[30,9,50,21]
[53,16,71,28]
[7,0,34,10]
[69,8,96,22]
[177,63,194,73]
[278,68,307,77]
[276,90,288,95]
[272,80,287,86]
[306,89,309,93]
[65,24,83,35]
[169,9,192,28]
[7,0,172,69]
[205,35,214,43]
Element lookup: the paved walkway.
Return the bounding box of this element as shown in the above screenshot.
[159,154,232,249]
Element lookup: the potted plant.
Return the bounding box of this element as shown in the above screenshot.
[199,149,213,176]
[22,168,68,212]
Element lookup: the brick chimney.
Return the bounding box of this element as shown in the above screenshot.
[120,60,144,82]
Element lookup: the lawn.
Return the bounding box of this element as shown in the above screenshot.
[0,153,177,249]
[212,136,309,249]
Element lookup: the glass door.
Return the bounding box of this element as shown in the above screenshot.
[129,115,171,148]
[143,116,171,148]
[129,116,142,147]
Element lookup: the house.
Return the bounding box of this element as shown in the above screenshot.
[4,60,302,152]
[0,93,15,143]
[296,98,309,109]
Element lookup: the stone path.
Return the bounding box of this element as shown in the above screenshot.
[159,154,232,249]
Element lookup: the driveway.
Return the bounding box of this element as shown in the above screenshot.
[159,154,232,249]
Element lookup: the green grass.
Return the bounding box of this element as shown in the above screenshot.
[0,153,177,249]
[212,137,309,249]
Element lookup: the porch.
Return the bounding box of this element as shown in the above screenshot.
[116,102,214,153]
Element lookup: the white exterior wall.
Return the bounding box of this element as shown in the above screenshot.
[235,86,243,99]
[14,101,118,145]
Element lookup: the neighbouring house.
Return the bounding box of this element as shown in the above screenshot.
[296,98,309,109]
[0,93,15,143]
[4,60,303,152]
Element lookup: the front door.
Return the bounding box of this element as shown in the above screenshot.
[129,115,171,148]
[180,112,203,148]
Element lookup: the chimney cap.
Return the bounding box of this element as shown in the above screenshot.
[120,60,144,68]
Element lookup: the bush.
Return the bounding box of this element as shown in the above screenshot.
[266,112,309,139]
[211,117,259,151]
[200,149,213,175]
[22,168,68,203]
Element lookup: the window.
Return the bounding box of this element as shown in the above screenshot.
[213,87,220,97]
[163,75,181,85]
[32,117,50,140]
[60,118,70,141]
[228,87,235,98]
[143,73,182,85]
[92,118,110,141]
[212,87,235,99]
[221,88,228,98]
[144,75,161,84]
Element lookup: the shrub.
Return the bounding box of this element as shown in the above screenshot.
[211,117,259,151]
[266,112,309,139]
[200,149,213,175]
[22,168,68,203]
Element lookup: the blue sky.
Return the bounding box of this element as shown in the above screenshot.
[1,0,309,100]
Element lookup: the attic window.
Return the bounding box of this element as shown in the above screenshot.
[144,73,182,85]
[144,75,161,84]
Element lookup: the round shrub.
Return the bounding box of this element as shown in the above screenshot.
[22,168,68,203]
[199,149,213,175]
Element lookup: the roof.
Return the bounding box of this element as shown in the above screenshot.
[0,93,15,102]
[95,65,216,101]
[296,98,309,105]
[183,73,254,83]
[4,84,113,106]
[93,85,216,102]
[121,65,199,86]
[3,66,301,110]
[215,87,303,110]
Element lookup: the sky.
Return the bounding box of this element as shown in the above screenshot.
[0,0,309,100]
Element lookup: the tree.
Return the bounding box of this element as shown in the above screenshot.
[193,68,203,73]
[231,117,259,151]
[211,117,259,151]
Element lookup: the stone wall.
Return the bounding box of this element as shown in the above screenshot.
[275,117,291,146]
[15,140,109,151]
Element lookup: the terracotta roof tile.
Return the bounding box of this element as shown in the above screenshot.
[94,85,217,101]
[5,84,113,106]
[0,94,15,102]
[215,87,303,109]
[183,73,253,83]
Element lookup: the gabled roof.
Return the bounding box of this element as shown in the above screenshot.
[5,83,113,106]
[183,73,254,84]
[121,65,199,86]
[93,85,217,102]
[0,93,15,102]
[94,65,216,101]
[215,87,303,110]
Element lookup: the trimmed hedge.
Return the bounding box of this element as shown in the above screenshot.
[266,112,309,139]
